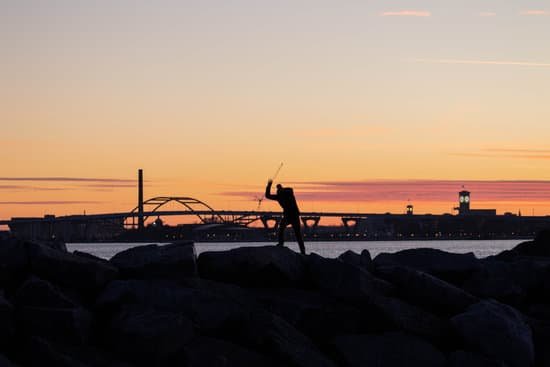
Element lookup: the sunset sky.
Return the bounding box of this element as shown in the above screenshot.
[1,1,550,224]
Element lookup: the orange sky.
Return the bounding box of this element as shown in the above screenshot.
[1,1,550,224]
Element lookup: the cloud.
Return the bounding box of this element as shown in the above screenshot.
[452,148,550,160]
[0,177,134,183]
[520,10,548,16]
[0,185,66,191]
[220,180,550,204]
[0,201,102,205]
[381,10,431,17]
[478,12,496,17]
[412,58,550,68]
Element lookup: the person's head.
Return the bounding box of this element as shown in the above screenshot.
[276,184,283,192]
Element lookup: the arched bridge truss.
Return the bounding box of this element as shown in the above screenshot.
[125,197,225,228]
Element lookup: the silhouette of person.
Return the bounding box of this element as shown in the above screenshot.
[265,179,306,254]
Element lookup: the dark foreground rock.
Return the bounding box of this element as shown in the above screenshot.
[110,241,197,280]
[451,300,534,367]
[374,248,480,283]
[331,332,446,367]
[198,245,307,287]
[3,238,550,366]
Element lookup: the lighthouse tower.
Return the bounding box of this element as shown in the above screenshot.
[457,190,470,215]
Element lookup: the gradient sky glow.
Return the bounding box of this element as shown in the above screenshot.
[1,1,550,222]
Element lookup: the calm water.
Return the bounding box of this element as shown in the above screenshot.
[67,239,524,260]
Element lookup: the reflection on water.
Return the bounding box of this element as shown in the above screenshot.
[67,239,524,260]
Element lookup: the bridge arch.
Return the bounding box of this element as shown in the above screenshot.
[125,197,225,228]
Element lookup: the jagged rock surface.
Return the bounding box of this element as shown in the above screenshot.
[0,238,549,366]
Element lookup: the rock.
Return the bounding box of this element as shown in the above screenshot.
[110,242,197,280]
[96,280,249,336]
[462,259,542,307]
[497,230,550,259]
[0,238,29,290]
[198,246,307,288]
[451,300,534,367]
[338,250,373,272]
[448,351,507,367]
[0,292,14,349]
[97,280,336,367]
[331,332,446,367]
[27,242,118,292]
[251,288,382,341]
[15,277,77,308]
[17,306,92,345]
[0,354,15,367]
[525,318,550,367]
[306,253,392,304]
[182,336,284,367]
[374,248,480,283]
[369,295,449,341]
[19,336,131,367]
[107,306,194,366]
[73,250,110,264]
[237,310,337,367]
[375,265,478,316]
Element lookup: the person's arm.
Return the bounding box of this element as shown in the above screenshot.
[265,179,277,200]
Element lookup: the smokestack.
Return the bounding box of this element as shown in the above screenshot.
[138,169,144,230]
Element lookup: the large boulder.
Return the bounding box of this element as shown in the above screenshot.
[198,246,307,288]
[15,277,78,309]
[375,265,478,316]
[0,238,29,290]
[331,332,446,367]
[0,292,14,349]
[451,300,534,367]
[448,351,507,367]
[250,288,382,341]
[27,242,118,292]
[462,259,542,307]
[236,310,337,367]
[17,306,92,345]
[338,250,374,272]
[497,230,550,259]
[0,354,14,367]
[107,306,194,366]
[374,248,480,283]
[96,280,249,336]
[368,295,449,341]
[110,242,197,280]
[182,336,284,367]
[19,336,131,367]
[306,253,392,304]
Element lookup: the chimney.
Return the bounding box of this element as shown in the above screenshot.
[138,169,144,229]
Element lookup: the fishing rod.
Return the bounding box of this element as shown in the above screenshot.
[270,162,284,182]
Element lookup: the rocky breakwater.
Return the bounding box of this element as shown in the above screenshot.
[1,232,550,366]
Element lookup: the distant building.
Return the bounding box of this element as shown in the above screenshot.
[455,190,496,216]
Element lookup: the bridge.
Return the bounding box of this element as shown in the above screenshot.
[3,170,550,241]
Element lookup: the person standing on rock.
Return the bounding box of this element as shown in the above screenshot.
[265,179,306,255]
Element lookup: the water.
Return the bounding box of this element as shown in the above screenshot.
[67,239,524,260]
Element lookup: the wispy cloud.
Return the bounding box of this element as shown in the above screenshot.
[0,201,102,205]
[520,10,548,16]
[0,185,66,191]
[478,12,496,17]
[0,177,134,183]
[412,58,550,68]
[452,148,550,160]
[381,10,431,17]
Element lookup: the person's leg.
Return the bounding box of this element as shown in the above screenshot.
[291,217,306,255]
[277,217,288,246]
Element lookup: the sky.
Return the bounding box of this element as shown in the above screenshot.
[1,0,550,223]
